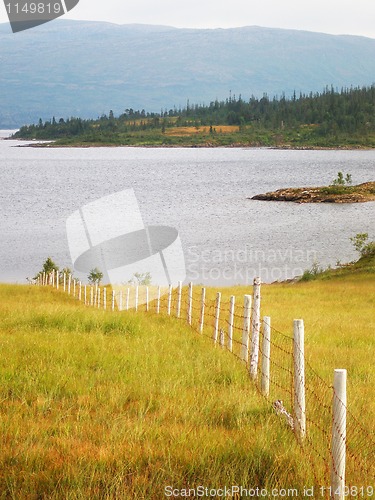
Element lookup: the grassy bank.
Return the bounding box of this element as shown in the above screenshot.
[0,268,374,497]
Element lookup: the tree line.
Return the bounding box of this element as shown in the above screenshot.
[13,85,375,141]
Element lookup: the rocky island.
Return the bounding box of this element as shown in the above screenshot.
[250,181,375,204]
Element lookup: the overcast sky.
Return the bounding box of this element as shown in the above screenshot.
[1,0,375,38]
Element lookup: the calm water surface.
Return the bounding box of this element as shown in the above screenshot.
[1,131,374,284]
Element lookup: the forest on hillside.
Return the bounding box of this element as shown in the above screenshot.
[13,85,375,147]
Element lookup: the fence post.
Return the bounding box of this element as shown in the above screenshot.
[293,319,306,441]
[199,287,205,333]
[156,286,161,314]
[68,274,71,295]
[103,287,107,310]
[176,281,182,318]
[331,369,347,500]
[84,285,87,305]
[261,316,271,398]
[90,286,94,306]
[63,272,66,292]
[187,282,193,326]
[73,279,77,298]
[112,290,116,312]
[167,284,172,315]
[213,292,221,343]
[241,295,252,363]
[228,295,235,352]
[126,288,130,311]
[250,277,261,380]
[97,287,101,308]
[145,287,149,312]
[78,281,82,301]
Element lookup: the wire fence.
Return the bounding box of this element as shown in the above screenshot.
[38,272,375,496]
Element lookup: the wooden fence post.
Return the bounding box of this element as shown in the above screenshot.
[68,274,72,295]
[241,295,252,363]
[261,316,271,398]
[228,295,235,352]
[55,270,59,290]
[199,287,205,333]
[103,287,107,310]
[331,369,347,500]
[250,277,261,380]
[167,284,172,315]
[293,319,306,441]
[90,286,94,306]
[156,286,160,314]
[63,273,66,292]
[97,287,101,308]
[187,282,193,326]
[84,285,87,305]
[213,292,221,343]
[176,281,182,318]
[78,281,82,301]
[126,288,130,311]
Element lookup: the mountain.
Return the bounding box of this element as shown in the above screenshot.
[1,20,375,128]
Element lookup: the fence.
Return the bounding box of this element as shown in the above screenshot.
[38,271,374,498]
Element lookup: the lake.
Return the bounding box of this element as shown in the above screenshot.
[1,131,374,285]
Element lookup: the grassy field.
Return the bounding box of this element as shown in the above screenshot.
[0,258,374,498]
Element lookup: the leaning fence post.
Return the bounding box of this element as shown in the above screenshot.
[167,284,172,315]
[250,277,261,380]
[176,281,182,318]
[228,295,235,352]
[241,295,252,363]
[187,282,193,326]
[261,316,271,397]
[199,287,205,333]
[331,369,347,500]
[213,292,221,343]
[293,319,306,441]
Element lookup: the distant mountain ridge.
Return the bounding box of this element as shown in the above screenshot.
[1,20,375,127]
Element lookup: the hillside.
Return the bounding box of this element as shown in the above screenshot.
[1,20,375,127]
[0,259,374,496]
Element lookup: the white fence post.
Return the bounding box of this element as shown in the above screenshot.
[156,286,161,314]
[126,288,130,311]
[78,281,82,301]
[331,369,347,500]
[145,287,149,312]
[103,287,107,310]
[97,287,101,308]
[68,274,71,295]
[63,273,66,292]
[241,295,252,363]
[199,287,206,333]
[84,285,87,305]
[261,316,271,398]
[187,282,193,326]
[213,292,221,343]
[167,284,172,315]
[176,281,182,318]
[90,286,94,306]
[293,319,306,441]
[250,277,261,380]
[228,295,235,352]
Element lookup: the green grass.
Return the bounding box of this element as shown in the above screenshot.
[0,263,374,497]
